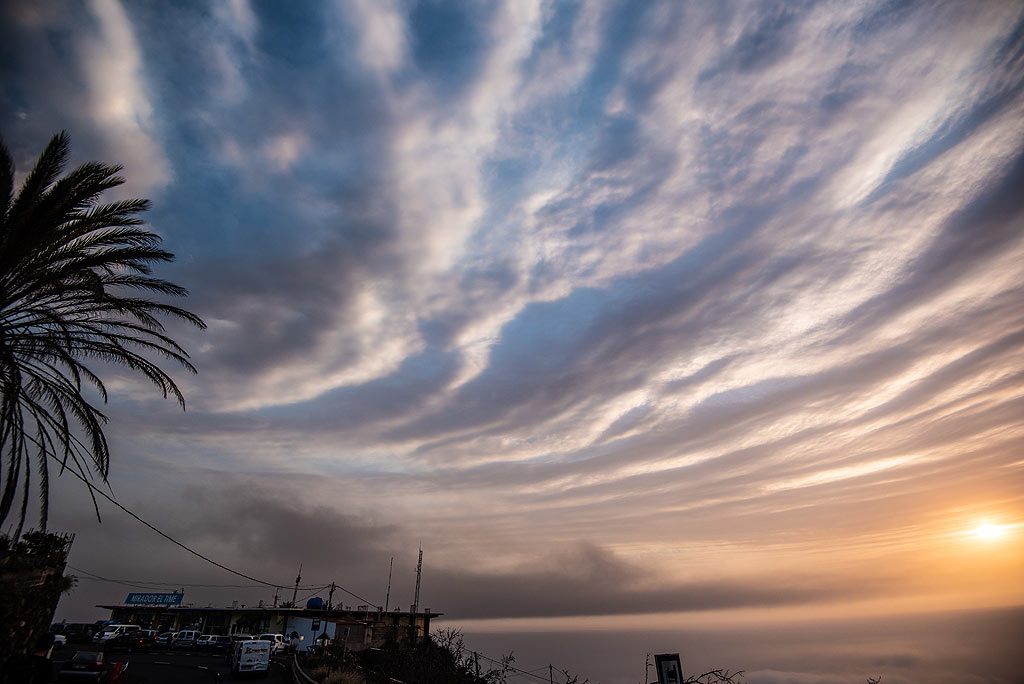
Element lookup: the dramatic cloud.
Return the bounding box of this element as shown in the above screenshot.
[3,1,1023,681]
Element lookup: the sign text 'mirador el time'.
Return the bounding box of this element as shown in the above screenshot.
[124,592,183,606]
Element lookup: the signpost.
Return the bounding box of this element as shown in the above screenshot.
[654,653,683,684]
[124,592,184,606]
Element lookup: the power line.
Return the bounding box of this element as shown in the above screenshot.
[468,649,591,684]
[68,567,167,593]
[51,457,364,593]
[333,583,379,609]
[66,565,327,591]
[470,650,555,684]
[68,564,336,609]
[294,585,332,605]
[47,454,385,611]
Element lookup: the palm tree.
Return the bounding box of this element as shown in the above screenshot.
[0,132,205,535]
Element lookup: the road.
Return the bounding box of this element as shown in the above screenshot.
[51,648,290,683]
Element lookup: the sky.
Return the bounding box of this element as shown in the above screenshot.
[2,0,1024,682]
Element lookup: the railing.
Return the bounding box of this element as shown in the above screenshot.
[292,655,318,684]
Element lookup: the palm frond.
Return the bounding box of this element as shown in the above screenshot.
[0,140,13,220]
[0,132,205,532]
[4,132,70,232]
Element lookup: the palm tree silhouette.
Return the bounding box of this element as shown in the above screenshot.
[0,132,205,534]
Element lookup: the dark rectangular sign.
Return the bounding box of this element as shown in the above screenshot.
[655,653,683,684]
[124,592,183,606]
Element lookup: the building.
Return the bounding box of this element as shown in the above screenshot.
[97,601,440,651]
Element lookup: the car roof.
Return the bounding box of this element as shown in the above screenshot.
[71,652,103,663]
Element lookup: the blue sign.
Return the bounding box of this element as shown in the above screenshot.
[125,592,183,606]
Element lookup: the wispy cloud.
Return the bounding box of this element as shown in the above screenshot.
[3,0,1023,644]
[80,0,169,194]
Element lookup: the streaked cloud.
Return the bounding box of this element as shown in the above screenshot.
[2,4,1023,678]
[80,0,170,193]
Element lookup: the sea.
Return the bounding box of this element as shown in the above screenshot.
[442,606,1024,684]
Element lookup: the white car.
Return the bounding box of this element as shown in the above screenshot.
[257,633,285,653]
[92,624,141,644]
[196,634,215,649]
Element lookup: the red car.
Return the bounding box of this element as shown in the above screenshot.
[57,651,111,682]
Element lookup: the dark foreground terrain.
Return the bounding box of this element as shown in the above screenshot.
[50,649,289,684]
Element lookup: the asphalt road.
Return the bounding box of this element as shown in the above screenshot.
[51,648,289,683]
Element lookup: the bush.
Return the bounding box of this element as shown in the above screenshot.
[311,666,366,684]
[0,531,74,672]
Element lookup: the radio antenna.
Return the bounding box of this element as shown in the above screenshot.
[291,563,302,606]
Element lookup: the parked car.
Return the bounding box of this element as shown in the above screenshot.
[209,635,233,653]
[57,651,110,682]
[60,624,98,642]
[171,629,200,649]
[53,634,68,649]
[91,625,140,645]
[224,634,254,662]
[154,631,174,648]
[102,630,151,652]
[257,633,285,654]
[195,634,215,649]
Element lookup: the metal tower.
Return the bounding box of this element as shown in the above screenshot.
[412,546,423,615]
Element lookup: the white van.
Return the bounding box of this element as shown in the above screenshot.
[230,639,271,677]
[172,629,200,649]
[92,624,140,644]
[257,633,284,653]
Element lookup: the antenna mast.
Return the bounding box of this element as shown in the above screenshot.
[384,557,393,612]
[412,546,423,615]
[291,563,302,606]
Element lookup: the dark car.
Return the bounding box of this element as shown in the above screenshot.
[154,631,175,648]
[102,630,151,653]
[57,651,110,682]
[223,635,255,662]
[209,635,233,653]
[55,623,95,643]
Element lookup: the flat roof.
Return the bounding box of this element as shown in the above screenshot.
[98,605,443,617]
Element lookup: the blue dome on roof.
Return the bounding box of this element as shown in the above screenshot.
[306,597,324,609]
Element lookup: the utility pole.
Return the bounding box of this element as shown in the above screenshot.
[384,557,393,612]
[273,587,279,608]
[291,563,302,606]
[411,546,423,639]
[324,583,336,676]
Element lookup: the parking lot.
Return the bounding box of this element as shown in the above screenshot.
[51,648,290,683]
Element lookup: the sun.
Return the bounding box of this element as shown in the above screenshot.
[970,522,1008,540]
